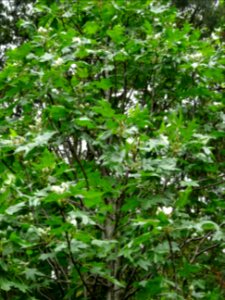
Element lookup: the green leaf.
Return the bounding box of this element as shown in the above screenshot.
[24,268,44,280]
[6,202,25,215]
[0,278,12,291]
[95,78,113,90]
[107,25,125,43]
[83,21,99,35]
[15,131,56,155]
[39,52,54,62]
[75,117,96,129]
[48,105,68,120]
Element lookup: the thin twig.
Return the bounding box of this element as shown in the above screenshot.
[191,243,221,263]
[190,232,212,263]
[2,159,16,174]
[192,179,225,191]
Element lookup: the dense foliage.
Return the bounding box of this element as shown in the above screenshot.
[0,0,225,299]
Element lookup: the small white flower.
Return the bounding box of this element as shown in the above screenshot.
[51,88,59,94]
[67,63,77,75]
[61,182,69,190]
[51,185,64,194]
[53,57,64,66]
[127,137,134,144]
[71,63,77,69]
[51,270,57,279]
[67,216,77,226]
[51,182,69,194]
[38,27,47,34]
[191,62,198,69]
[189,52,203,60]
[37,227,46,235]
[157,206,173,215]
[72,37,82,43]
[211,32,219,40]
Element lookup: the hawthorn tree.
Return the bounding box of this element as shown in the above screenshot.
[0,0,225,299]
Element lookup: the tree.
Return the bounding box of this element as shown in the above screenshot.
[0,0,225,299]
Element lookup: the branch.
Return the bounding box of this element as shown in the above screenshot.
[123,271,153,300]
[44,256,65,297]
[59,208,94,298]
[1,159,16,174]
[66,139,90,190]
[190,232,214,264]
[191,243,221,263]
[122,267,138,299]
[192,179,225,191]
[38,289,52,300]
[167,234,178,291]
[189,5,200,24]
[180,235,209,249]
